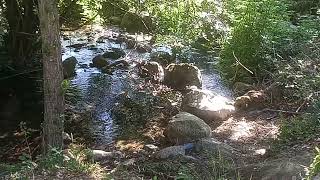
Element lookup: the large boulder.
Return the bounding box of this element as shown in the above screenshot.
[164,63,202,90]
[165,112,212,144]
[92,55,108,68]
[150,48,175,66]
[102,48,126,60]
[182,87,235,125]
[138,61,164,82]
[120,12,153,33]
[63,56,77,79]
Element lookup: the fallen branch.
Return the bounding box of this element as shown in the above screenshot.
[296,93,314,112]
[233,51,254,75]
[262,108,302,115]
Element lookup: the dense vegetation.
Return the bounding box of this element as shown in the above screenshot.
[0,0,319,179]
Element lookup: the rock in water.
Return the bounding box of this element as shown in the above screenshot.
[139,61,164,83]
[182,87,235,125]
[92,55,108,68]
[150,49,175,66]
[63,56,77,79]
[103,48,126,60]
[164,63,202,90]
[155,146,185,159]
[165,112,212,144]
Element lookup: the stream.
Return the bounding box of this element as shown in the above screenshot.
[61,26,232,146]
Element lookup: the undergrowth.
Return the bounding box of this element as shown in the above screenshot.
[307,147,320,179]
[0,144,105,179]
[277,100,320,146]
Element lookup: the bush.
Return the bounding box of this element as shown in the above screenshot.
[59,0,86,28]
[0,144,104,179]
[277,101,320,145]
[147,0,221,45]
[99,0,129,24]
[219,0,293,83]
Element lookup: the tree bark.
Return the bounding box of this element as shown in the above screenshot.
[37,0,64,154]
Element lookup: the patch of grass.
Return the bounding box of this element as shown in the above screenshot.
[278,114,320,145]
[114,150,238,180]
[306,147,320,179]
[0,144,105,179]
[277,101,320,146]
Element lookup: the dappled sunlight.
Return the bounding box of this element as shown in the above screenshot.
[214,116,279,142]
[199,93,235,112]
[229,120,254,141]
[116,140,144,152]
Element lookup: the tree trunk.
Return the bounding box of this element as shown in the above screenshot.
[4,0,39,68]
[37,0,64,154]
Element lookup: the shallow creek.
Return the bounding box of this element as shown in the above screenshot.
[61,26,232,146]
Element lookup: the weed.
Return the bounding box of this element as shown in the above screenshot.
[306,147,320,179]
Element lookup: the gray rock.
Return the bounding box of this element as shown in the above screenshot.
[103,48,126,59]
[144,144,159,152]
[313,173,320,180]
[194,138,235,157]
[92,55,108,68]
[109,59,130,68]
[139,61,164,82]
[164,63,202,90]
[150,50,175,67]
[155,146,185,159]
[136,43,152,53]
[240,155,312,180]
[182,87,235,125]
[63,56,77,79]
[91,150,113,161]
[165,112,212,144]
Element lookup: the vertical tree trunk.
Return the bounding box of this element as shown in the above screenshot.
[37,0,64,154]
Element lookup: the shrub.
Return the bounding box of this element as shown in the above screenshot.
[99,0,129,24]
[219,0,294,84]
[59,0,86,28]
[277,101,320,145]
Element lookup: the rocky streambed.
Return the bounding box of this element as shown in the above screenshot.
[61,25,313,180]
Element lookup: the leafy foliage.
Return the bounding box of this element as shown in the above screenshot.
[307,147,320,179]
[219,0,320,85]
[220,0,294,83]
[0,144,104,179]
[59,0,86,27]
[277,101,320,145]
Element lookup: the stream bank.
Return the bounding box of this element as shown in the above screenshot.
[60,25,317,180]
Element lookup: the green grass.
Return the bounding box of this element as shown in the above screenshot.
[306,147,320,179]
[0,144,105,179]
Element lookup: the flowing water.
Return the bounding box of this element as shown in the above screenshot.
[62,26,232,145]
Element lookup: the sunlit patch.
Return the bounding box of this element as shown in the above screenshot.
[199,93,234,111]
[255,148,266,155]
[215,116,280,142]
[229,120,254,141]
[116,140,144,152]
